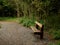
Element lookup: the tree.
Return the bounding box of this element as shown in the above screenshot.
[14,0,20,17]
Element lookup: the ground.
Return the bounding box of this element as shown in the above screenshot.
[0,21,54,45]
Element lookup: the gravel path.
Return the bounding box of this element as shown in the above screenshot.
[0,21,52,45]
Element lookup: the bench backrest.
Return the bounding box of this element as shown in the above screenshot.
[35,21,44,39]
[35,21,44,32]
[35,21,43,28]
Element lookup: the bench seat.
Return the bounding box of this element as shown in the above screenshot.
[30,26,40,32]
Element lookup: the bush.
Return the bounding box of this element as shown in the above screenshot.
[49,29,60,40]
[53,30,60,40]
[45,15,60,30]
[19,17,35,27]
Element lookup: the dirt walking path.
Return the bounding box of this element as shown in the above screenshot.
[0,21,52,45]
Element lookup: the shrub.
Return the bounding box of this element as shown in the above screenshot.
[19,17,35,27]
[49,29,60,40]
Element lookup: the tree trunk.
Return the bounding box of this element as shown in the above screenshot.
[15,0,20,17]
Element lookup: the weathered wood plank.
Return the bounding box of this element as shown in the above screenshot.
[30,26,40,32]
[35,21,42,28]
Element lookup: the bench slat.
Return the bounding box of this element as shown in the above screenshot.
[35,21,42,28]
[30,26,40,32]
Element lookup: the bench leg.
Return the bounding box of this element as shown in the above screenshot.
[40,33,43,39]
[34,32,43,39]
[40,25,44,39]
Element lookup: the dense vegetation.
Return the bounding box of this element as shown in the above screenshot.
[0,0,60,44]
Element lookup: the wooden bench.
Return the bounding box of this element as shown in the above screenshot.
[30,21,44,39]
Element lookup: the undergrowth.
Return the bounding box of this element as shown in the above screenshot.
[19,16,45,27]
[49,29,60,40]
[0,17,18,22]
[19,17,35,27]
[45,15,60,40]
[48,41,60,45]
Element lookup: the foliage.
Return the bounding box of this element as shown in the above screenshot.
[48,41,60,45]
[45,15,60,30]
[0,0,60,41]
[49,29,60,40]
[0,17,18,22]
[0,0,60,18]
[19,16,35,27]
[0,0,17,17]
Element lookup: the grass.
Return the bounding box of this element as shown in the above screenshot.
[0,24,1,28]
[0,17,19,28]
[0,17,19,22]
[48,41,60,45]
[49,29,60,40]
